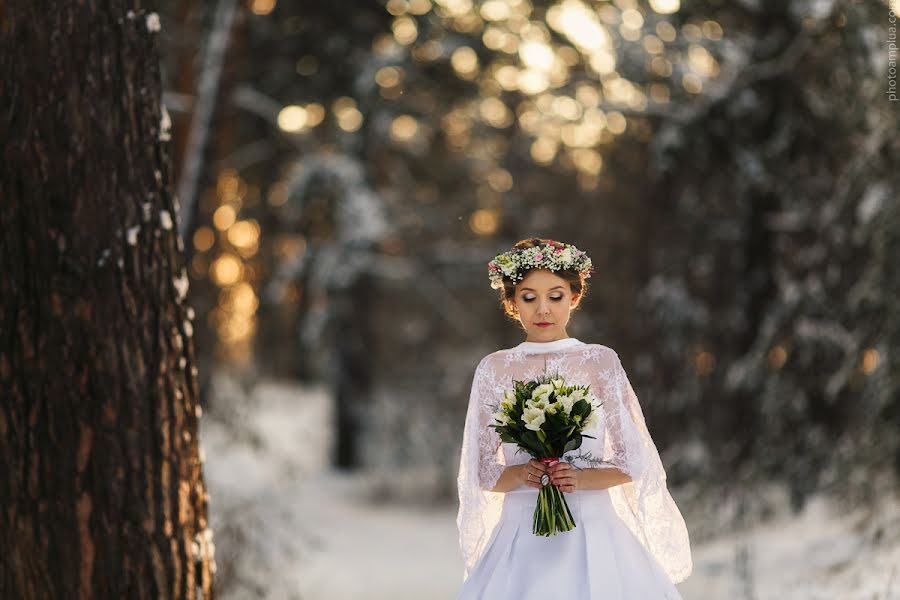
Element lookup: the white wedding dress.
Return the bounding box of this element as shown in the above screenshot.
[455,337,691,600]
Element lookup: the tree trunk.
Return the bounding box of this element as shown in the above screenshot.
[0,2,216,598]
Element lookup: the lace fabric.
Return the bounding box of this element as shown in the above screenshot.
[455,338,692,584]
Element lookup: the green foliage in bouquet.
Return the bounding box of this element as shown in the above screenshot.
[489,372,602,536]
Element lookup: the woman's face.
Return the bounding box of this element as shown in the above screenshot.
[512,269,580,342]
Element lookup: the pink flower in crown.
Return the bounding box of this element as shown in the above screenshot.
[554,247,562,253]
[534,253,543,261]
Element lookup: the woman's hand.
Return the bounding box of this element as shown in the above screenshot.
[520,459,550,489]
[549,461,581,493]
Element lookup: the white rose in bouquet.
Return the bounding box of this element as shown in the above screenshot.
[556,394,575,415]
[583,408,602,431]
[525,396,551,411]
[492,411,512,426]
[531,383,554,403]
[521,406,547,431]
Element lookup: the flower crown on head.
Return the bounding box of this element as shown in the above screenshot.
[487,240,593,290]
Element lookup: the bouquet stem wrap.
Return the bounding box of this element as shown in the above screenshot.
[533,457,576,536]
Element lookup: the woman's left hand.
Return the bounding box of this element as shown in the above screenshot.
[549,461,580,493]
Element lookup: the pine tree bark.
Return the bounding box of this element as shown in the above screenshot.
[0,2,216,598]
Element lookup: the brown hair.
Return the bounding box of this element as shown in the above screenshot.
[497,237,589,320]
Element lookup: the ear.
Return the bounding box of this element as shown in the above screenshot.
[570,292,581,309]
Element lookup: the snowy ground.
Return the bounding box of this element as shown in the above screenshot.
[677,493,900,600]
[200,377,900,600]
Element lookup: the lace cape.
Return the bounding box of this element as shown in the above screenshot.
[455,338,692,583]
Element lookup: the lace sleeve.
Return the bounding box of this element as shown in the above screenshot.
[595,349,693,584]
[597,355,647,481]
[475,363,505,491]
[456,354,507,580]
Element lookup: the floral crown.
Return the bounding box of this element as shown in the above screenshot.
[487,241,593,290]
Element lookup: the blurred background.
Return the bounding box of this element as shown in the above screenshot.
[153,0,899,597]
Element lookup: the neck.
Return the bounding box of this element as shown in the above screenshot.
[524,332,569,343]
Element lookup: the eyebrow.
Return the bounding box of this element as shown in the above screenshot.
[519,286,564,292]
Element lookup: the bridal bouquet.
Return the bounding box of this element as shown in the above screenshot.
[490,373,601,536]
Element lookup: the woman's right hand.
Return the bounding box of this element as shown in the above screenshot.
[520,459,549,489]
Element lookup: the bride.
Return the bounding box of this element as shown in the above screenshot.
[455,237,692,599]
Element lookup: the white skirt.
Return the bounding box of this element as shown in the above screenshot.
[455,487,682,600]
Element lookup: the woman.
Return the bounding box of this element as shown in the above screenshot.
[455,237,692,599]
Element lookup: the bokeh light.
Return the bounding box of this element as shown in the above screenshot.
[469,208,500,235]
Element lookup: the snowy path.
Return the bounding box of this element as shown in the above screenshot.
[287,473,463,600]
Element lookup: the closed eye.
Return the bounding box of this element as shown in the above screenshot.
[523,295,564,302]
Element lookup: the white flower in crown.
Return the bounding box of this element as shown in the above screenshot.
[487,241,593,290]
